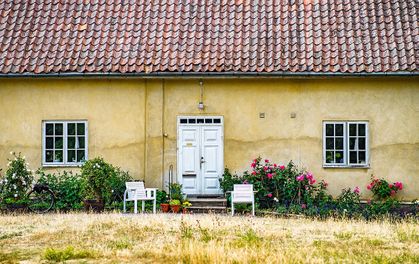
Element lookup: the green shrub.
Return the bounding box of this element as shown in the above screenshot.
[36,170,85,210]
[169,183,184,202]
[336,187,361,218]
[81,157,132,208]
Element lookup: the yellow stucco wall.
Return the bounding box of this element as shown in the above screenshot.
[0,79,146,179]
[0,77,418,200]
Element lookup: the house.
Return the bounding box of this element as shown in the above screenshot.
[0,0,418,200]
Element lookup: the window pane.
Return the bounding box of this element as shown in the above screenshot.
[326,138,334,149]
[349,137,357,150]
[335,124,343,136]
[46,150,53,162]
[78,137,85,148]
[46,124,54,135]
[335,137,344,150]
[349,124,357,136]
[67,150,76,162]
[214,118,221,123]
[325,151,334,163]
[358,151,366,163]
[335,151,344,163]
[55,137,63,149]
[205,119,212,123]
[77,150,85,162]
[326,124,334,136]
[358,124,366,136]
[68,123,76,135]
[180,119,187,124]
[188,119,196,124]
[349,151,357,163]
[197,118,204,123]
[68,137,75,149]
[77,123,85,135]
[358,138,366,150]
[54,150,63,162]
[46,137,53,149]
[55,124,63,135]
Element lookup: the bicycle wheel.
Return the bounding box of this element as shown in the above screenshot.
[27,185,55,213]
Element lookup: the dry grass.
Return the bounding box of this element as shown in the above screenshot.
[0,213,417,263]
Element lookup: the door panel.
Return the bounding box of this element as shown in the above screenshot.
[179,126,200,194]
[201,126,223,194]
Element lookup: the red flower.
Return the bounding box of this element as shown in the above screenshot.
[251,162,256,168]
[251,171,257,175]
[279,165,285,170]
[267,193,272,198]
[273,164,277,168]
[389,184,393,188]
[265,159,270,163]
[367,184,372,190]
[263,166,268,171]
[390,190,396,196]
[267,173,273,179]
[301,204,307,209]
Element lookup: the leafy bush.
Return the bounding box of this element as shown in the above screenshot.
[336,187,361,217]
[0,152,33,205]
[81,157,132,208]
[36,170,85,210]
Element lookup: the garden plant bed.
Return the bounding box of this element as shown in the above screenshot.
[0,213,417,263]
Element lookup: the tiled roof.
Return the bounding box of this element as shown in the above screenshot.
[0,0,418,75]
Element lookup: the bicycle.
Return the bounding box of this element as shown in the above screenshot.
[26,183,56,213]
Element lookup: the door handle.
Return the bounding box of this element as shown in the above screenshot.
[200,156,205,169]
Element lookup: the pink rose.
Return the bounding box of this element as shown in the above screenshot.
[273,164,277,168]
[367,184,372,190]
[353,186,360,194]
[395,182,403,190]
[267,173,273,179]
[306,173,313,180]
[252,171,257,175]
[296,175,305,182]
[243,180,249,184]
[265,159,270,163]
[301,204,307,209]
[390,190,396,196]
[279,165,285,170]
[389,184,393,189]
[251,163,256,168]
[309,179,316,185]
[254,159,258,163]
[267,193,272,198]
[263,166,268,171]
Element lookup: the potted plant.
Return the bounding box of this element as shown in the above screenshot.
[182,200,192,214]
[158,191,170,213]
[169,199,181,213]
[81,157,115,212]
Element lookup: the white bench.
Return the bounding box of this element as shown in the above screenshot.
[123,181,157,214]
[230,184,255,216]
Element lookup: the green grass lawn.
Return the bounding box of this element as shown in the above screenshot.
[0,213,417,263]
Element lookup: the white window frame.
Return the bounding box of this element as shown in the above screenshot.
[42,120,88,167]
[323,121,369,168]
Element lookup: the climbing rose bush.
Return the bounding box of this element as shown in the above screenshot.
[221,157,331,209]
[0,152,33,204]
[367,176,403,200]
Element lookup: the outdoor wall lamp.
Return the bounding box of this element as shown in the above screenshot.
[198,79,205,110]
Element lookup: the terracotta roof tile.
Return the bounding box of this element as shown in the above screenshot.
[0,0,417,74]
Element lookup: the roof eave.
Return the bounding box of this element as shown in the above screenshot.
[0,71,418,78]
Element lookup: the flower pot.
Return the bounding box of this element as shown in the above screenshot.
[171,205,181,213]
[160,203,170,213]
[83,199,104,212]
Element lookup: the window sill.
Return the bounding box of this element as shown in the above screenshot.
[42,164,82,168]
[323,164,370,169]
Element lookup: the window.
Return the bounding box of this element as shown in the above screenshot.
[43,121,88,166]
[323,121,368,167]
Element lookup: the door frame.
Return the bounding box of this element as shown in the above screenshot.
[177,115,224,195]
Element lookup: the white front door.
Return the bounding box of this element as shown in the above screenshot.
[177,117,224,195]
